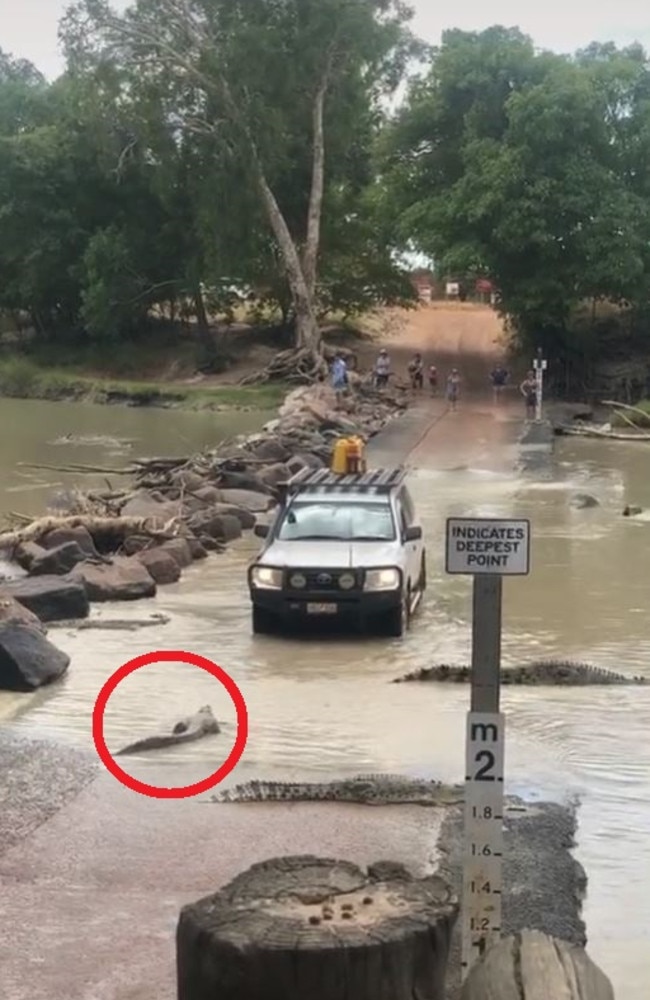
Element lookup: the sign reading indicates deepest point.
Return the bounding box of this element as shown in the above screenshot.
[446,518,530,576]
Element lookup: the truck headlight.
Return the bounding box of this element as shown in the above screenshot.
[364,568,401,592]
[289,572,307,589]
[250,566,283,590]
[338,573,355,590]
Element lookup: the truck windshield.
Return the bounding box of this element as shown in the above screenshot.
[277,501,396,541]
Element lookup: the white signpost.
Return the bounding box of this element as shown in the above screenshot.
[533,352,548,422]
[445,516,531,980]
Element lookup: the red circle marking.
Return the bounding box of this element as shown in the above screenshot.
[92,650,248,799]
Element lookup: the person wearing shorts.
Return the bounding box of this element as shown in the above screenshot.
[446,368,461,411]
[490,365,509,403]
[520,370,537,419]
[374,349,391,389]
[331,352,348,408]
[408,353,424,390]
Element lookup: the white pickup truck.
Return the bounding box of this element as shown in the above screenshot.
[247,466,426,637]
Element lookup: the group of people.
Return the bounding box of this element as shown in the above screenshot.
[331,348,540,418]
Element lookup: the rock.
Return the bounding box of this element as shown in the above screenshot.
[623,505,643,517]
[28,541,88,577]
[171,470,207,492]
[136,548,182,585]
[121,490,182,522]
[251,439,291,463]
[0,623,70,691]
[114,705,220,755]
[0,592,46,632]
[192,485,222,506]
[209,503,256,530]
[14,541,47,573]
[41,525,98,557]
[72,558,157,602]
[187,509,242,542]
[5,576,90,622]
[257,462,291,489]
[186,537,208,560]
[159,538,194,569]
[218,488,274,512]
[570,493,600,509]
[122,535,153,556]
[214,470,270,493]
[293,451,326,470]
[198,535,225,553]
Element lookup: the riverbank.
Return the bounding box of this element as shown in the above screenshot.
[0,356,287,411]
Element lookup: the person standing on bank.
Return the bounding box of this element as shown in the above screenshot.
[408,352,424,390]
[330,351,348,409]
[520,370,537,420]
[374,348,391,389]
[446,368,461,411]
[428,364,438,396]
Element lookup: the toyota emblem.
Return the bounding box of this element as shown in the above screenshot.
[317,573,332,585]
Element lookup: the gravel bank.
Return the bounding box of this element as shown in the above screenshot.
[439,798,587,998]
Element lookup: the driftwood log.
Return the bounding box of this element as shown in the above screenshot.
[177,855,458,1000]
[0,514,179,552]
[461,930,615,1000]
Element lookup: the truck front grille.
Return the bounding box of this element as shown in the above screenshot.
[286,569,359,592]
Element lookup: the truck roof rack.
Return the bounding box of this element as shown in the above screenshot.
[282,466,407,496]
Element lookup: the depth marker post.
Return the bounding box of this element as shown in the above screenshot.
[445,516,531,979]
[533,349,548,422]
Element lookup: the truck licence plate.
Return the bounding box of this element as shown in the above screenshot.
[307,603,337,614]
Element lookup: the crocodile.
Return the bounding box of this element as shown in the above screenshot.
[392,660,647,686]
[115,704,220,755]
[210,774,465,807]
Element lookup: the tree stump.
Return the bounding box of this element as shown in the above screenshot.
[461,930,615,1000]
[177,855,458,1000]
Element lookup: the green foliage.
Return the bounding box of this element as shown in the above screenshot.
[380,28,650,355]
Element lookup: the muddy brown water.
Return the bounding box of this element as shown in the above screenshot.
[2,395,650,995]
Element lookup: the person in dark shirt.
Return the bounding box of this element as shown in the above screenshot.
[490,364,509,403]
[408,353,424,390]
[520,370,537,419]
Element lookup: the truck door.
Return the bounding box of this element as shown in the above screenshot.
[396,487,421,589]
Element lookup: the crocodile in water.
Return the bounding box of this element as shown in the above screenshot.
[210,774,464,806]
[392,660,647,686]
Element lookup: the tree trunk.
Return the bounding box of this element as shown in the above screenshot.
[177,856,458,1000]
[255,172,321,353]
[192,286,210,344]
[461,930,614,1000]
[302,82,327,301]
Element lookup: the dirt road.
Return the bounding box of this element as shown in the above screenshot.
[357,302,508,394]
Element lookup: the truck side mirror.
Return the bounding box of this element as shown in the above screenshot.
[254,523,270,539]
[404,525,422,542]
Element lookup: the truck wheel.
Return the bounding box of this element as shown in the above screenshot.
[252,606,276,635]
[384,586,410,638]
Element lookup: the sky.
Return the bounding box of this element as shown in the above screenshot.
[1,0,650,80]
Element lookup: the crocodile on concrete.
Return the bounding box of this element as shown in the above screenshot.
[392,660,647,685]
[210,774,465,806]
